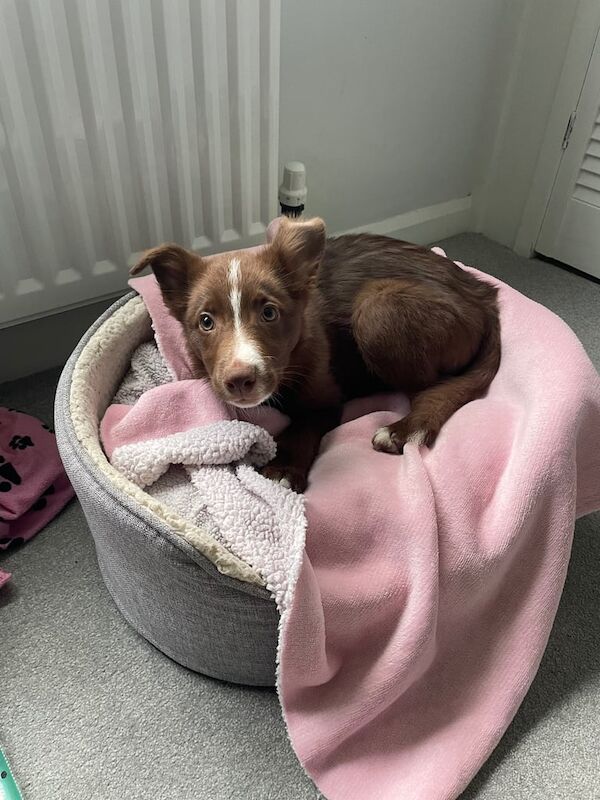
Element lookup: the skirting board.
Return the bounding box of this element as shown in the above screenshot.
[339,196,473,244]
[0,295,124,385]
[1,196,473,384]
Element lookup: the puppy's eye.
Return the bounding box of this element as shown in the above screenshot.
[261,304,279,322]
[199,313,215,331]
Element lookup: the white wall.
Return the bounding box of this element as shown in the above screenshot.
[279,0,524,236]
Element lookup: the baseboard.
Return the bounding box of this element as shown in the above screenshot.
[0,295,124,385]
[339,196,473,244]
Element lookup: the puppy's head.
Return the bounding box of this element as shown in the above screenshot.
[131,217,326,407]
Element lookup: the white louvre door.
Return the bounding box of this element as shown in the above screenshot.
[537,29,600,279]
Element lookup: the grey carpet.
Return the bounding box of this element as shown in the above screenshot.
[1,234,598,800]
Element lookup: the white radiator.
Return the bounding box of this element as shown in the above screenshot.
[0,0,280,327]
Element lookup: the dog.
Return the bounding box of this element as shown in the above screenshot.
[131,217,501,492]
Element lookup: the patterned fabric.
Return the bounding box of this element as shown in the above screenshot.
[0,407,74,587]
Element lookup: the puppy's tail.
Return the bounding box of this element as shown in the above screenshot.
[399,310,501,448]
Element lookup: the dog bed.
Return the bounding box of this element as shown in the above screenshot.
[55,234,600,799]
[55,292,279,686]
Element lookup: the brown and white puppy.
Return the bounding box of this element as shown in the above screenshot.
[131,218,500,492]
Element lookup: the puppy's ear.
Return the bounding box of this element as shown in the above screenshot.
[272,217,326,290]
[130,244,200,321]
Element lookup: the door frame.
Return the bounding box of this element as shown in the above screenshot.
[514,0,600,257]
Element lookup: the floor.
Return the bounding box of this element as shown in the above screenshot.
[1,234,599,800]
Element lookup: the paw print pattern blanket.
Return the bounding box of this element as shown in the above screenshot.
[0,408,74,587]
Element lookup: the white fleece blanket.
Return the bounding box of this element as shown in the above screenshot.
[105,354,305,610]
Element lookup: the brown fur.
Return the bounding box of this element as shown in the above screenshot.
[132,218,501,491]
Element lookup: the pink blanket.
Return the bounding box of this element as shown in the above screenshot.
[0,408,74,588]
[281,255,600,799]
[111,238,600,799]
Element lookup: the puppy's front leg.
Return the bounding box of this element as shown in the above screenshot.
[262,408,340,493]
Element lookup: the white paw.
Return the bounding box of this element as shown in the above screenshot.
[278,477,292,489]
[372,426,429,454]
[372,426,401,454]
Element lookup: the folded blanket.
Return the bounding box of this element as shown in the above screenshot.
[103,410,304,610]
[108,341,218,533]
[102,233,600,800]
[0,407,74,587]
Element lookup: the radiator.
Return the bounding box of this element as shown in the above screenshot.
[0,0,280,327]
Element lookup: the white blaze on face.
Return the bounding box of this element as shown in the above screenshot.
[228,257,264,371]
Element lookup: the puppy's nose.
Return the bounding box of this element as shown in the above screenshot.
[225,364,257,397]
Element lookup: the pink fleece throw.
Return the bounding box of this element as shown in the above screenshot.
[105,236,600,800]
[0,408,74,587]
[280,254,600,800]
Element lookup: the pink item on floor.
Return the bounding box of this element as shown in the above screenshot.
[0,407,74,586]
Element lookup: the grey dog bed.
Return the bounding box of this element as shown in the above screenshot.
[55,293,278,686]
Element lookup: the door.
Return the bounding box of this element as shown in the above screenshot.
[536,28,600,278]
